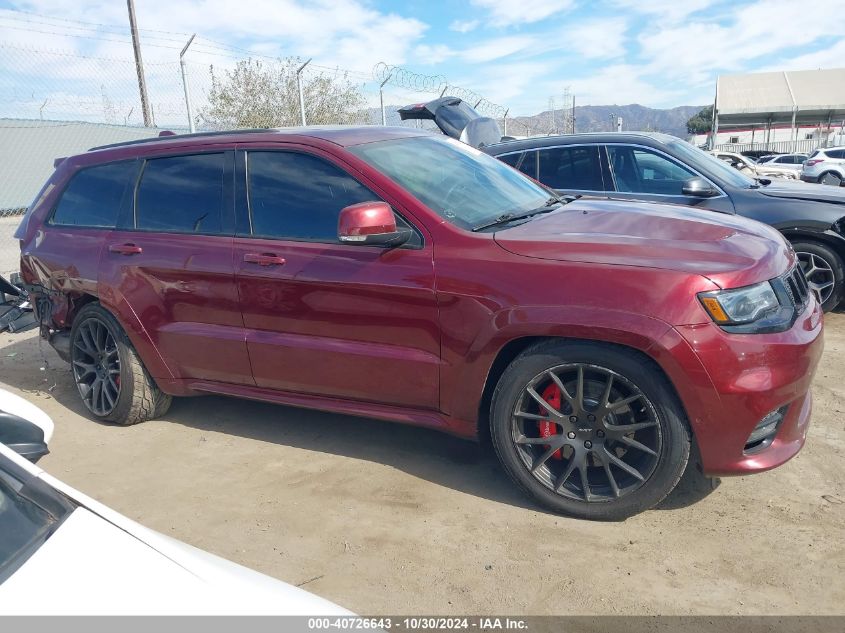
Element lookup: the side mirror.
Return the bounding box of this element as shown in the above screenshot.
[338,201,411,248]
[0,389,54,463]
[681,177,718,198]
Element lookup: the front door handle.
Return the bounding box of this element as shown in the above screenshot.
[109,243,143,256]
[244,253,286,266]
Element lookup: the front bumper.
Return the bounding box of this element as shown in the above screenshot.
[667,293,823,476]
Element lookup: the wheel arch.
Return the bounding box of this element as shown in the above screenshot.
[780,228,845,268]
[475,334,694,448]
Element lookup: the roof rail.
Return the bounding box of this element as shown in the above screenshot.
[88,128,272,151]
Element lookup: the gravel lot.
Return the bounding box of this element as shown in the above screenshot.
[1,314,843,615]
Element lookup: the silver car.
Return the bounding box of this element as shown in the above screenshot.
[801,147,845,186]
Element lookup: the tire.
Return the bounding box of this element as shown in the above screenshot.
[819,172,843,187]
[69,302,168,425]
[490,340,690,520]
[792,240,844,312]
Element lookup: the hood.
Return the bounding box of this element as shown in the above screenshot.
[494,198,794,289]
[399,97,502,148]
[756,179,845,205]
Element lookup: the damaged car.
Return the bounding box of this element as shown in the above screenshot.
[14,127,823,520]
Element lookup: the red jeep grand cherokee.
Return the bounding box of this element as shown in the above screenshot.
[16,127,823,519]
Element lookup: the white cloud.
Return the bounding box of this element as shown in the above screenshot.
[637,0,845,85]
[6,0,428,72]
[612,0,718,24]
[560,18,628,60]
[761,38,845,73]
[413,44,454,65]
[470,0,574,27]
[449,19,479,33]
[569,64,683,107]
[461,35,534,63]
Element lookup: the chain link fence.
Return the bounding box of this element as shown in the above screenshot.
[0,39,531,276]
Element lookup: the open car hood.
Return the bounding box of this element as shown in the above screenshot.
[399,97,502,148]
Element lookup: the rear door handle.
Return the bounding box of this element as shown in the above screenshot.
[109,243,143,256]
[243,253,286,266]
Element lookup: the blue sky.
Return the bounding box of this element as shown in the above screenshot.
[1,0,844,118]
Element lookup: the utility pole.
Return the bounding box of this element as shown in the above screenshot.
[296,58,311,126]
[179,34,196,133]
[127,0,152,127]
[379,73,392,126]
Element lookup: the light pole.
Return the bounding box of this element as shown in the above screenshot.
[296,58,311,126]
[179,33,196,133]
[379,73,392,126]
[126,0,152,126]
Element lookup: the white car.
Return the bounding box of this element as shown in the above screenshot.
[758,153,808,173]
[800,147,845,186]
[710,151,799,179]
[0,388,349,615]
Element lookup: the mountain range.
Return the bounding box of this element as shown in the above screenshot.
[509,104,705,138]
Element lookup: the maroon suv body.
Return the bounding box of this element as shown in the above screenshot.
[16,127,823,519]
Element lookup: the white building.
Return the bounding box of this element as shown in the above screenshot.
[693,68,845,153]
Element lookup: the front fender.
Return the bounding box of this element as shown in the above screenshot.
[444,305,686,426]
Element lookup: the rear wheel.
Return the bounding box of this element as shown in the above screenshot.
[490,341,690,520]
[819,172,843,186]
[70,303,169,425]
[792,240,844,311]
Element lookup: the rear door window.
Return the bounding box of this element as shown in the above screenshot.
[537,146,603,190]
[50,161,135,228]
[135,153,225,234]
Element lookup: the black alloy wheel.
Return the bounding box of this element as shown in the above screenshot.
[510,364,661,502]
[490,341,690,520]
[72,317,121,417]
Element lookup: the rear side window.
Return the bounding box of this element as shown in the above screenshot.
[538,146,603,190]
[828,149,845,159]
[246,151,377,242]
[498,152,523,168]
[136,154,224,234]
[517,151,538,179]
[51,161,135,228]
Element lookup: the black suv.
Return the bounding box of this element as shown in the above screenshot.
[483,133,845,311]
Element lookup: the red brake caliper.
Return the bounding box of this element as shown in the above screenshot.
[538,383,563,459]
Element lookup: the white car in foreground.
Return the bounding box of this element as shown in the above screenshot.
[0,388,349,615]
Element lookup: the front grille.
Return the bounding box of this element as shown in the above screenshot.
[781,265,810,312]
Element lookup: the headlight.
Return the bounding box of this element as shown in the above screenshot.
[699,281,780,324]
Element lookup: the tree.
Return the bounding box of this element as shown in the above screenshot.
[686,105,713,135]
[202,58,367,129]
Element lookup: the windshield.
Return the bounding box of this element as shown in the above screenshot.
[349,136,551,230]
[667,140,758,188]
[0,460,72,583]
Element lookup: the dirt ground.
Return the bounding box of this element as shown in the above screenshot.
[1,314,843,615]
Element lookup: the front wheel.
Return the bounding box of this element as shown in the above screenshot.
[490,341,690,520]
[792,241,844,312]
